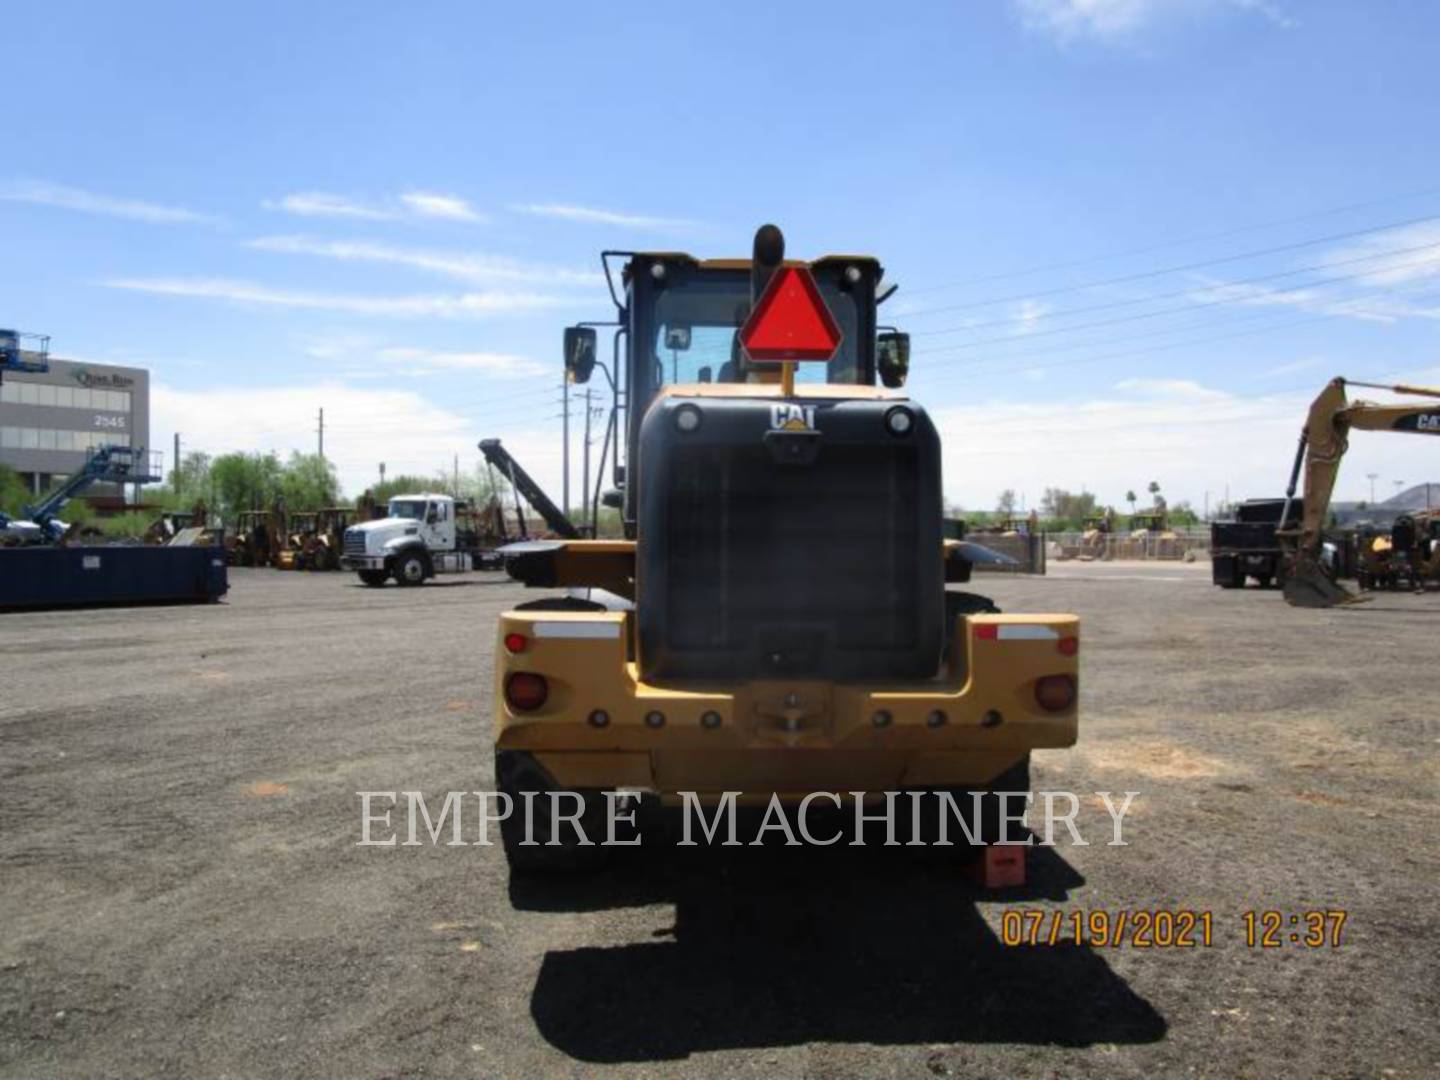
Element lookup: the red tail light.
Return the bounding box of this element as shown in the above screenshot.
[503,632,529,654]
[504,672,548,711]
[1035,674,1076,713]
[1058,636,1079,657]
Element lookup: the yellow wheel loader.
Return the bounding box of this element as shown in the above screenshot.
[490,226,1080,871]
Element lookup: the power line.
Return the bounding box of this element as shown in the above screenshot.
[898,210,1440,319]
[915,247,1440,361]
[912,239,1440,342]
[909,292,1440,386]
[902,183,1440,297]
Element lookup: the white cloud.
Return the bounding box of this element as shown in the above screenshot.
[1013,0,1294,43]
[263,192,398,221]
[103,276,572,318]
[399,191,485,223]
[264,190,487,224]
[1112,376,1226,399]
[930,368,1440,511]
[247,235,599,287]
[1319,221,1440,289]
[510,203,695,230]
[1014,299,1051,333]
[1259,356,1319,379]
[153,381,567,499]
[0,179,216,225]
[371,347,545,378]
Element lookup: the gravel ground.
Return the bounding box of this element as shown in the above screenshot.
[1,563,1436,1078]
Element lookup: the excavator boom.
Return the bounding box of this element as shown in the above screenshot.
[1280,377,1440,607]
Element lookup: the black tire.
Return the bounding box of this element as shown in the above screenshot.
[495,751,609,874]
[943,590,1000,659]
[358,569,388,587]
[911,754,1032,857]
[1254,574,1273,589]
[393,551,427,587]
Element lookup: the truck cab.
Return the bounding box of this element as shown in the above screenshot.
[342,493,465,586]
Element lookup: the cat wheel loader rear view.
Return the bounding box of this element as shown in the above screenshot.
[489,225,1080,872]
[1278,376,1440,607]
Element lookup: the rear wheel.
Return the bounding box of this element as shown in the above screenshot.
[394,551,427,587]
[358,569,388,587]
[911,754,1032,858]
[495,751,609,874]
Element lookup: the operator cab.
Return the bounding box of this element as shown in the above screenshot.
[562,242,911,533]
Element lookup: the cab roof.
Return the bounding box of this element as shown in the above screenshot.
[622,253,883,281]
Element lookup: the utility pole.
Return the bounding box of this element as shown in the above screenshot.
[317,407,325,460]
[453,453,460,497]
[173,432,181,494]
[562,376,571,518]
[1367,472,1378,505]
[581,388,593,532]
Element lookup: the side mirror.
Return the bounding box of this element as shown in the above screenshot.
[564,326,597,385]
[426,508,438,525]
[877,331,910,389]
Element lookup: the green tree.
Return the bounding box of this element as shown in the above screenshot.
[1125,489,1137,514]
[1040,487,1098,527]
[210,452,284,521]
[170,451,212,502]
[1147,480,1162,507]
[280,452,341,509]
[0,463,30,518]
[996,489,1017,515]
[370,473,444,504]
[1168,499,1198,526]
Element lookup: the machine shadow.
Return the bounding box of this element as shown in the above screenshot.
[520,842,1167,1063]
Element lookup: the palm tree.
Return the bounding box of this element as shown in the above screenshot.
[1125,489,1137,514]
[1147,480,1161,507]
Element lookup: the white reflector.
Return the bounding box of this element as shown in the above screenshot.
[532,621,622,640]
[996,625,1060,641]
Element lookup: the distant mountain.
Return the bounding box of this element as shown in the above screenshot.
[1376,482,1440,511]
[1331,482,1439,525]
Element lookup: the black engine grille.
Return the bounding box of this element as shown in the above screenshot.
[637,397,943,682]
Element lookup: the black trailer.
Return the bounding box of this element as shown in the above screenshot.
[0,545,228,610]
[1211,498,1302,589]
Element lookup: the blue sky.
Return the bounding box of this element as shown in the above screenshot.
[4,0,1440,511]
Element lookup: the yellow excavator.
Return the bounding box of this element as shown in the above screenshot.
[1278,377,1440,607]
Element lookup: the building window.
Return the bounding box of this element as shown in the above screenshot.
[0,381,133,412]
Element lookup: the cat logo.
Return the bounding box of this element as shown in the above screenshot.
[770,403,816,431]
[1418,413,1440,432]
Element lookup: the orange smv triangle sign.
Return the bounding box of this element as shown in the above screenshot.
[738,267,843,363]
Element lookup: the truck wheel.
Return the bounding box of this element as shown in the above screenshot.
[358,569,388,587]
[1255,574,1273,589]
[495,751,609,874]
[394,551,427,587]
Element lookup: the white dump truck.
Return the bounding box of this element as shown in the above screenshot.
[342,493,487,586]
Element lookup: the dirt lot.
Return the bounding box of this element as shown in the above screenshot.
[1,563,1436,1078]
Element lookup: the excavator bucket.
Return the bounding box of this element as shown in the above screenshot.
[1282,568,1364,608]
